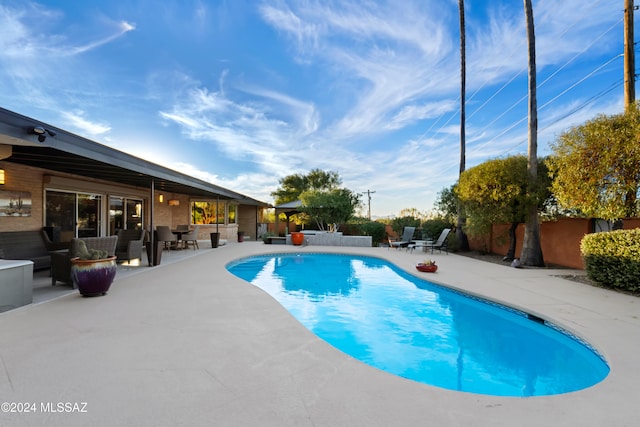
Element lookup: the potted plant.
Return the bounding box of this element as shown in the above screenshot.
[291,231,304,246]
[416,259,438,273]
[70,240,117,297]
[262,232,276,244]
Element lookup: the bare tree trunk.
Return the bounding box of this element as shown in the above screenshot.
[456,0,470,251]
[521,0,545,266]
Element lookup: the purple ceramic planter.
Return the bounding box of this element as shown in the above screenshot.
[71,256,117,297]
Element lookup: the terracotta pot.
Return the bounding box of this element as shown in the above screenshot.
[291,232,304,246]
[416,263,438,273]
[71,256,117,297]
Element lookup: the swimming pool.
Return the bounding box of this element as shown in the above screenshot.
[226,253,609,397]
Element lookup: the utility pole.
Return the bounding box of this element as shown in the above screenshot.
[624,0,636,111]
[362,190,376,220]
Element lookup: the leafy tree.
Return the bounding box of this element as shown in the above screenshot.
[271,169,342,226]
[298,188,361,232]
[434,185,459,224]
[457,155,551,261]
[397,208,428,221]
[390,215,421,236]
[548,104,640,221]
[271,169,341,205]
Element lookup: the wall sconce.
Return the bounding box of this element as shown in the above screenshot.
[0,169,4,185]
[30,126,57,142]
[168,199,180,207]
[158,194,164,203]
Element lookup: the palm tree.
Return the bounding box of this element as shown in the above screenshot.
[520,0,545,266]
[456,0,470,251]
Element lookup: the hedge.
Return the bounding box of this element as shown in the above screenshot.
[580,228,640,291]
[345,220,387,247]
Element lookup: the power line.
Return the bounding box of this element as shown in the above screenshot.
[420,1,622,152]
[509,79,623,152]
[464,17,623,144]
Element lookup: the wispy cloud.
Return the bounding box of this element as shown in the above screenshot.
[159,84,301,172]
[0,2,136,119]
[66,21,135,56]
[60,111,111,137]
[0,4,134,60]
[260,1,458,138]
[237,85,320,136]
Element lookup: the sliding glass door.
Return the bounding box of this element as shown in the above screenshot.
[77,193,101,237]
[45,190,102,240]
[108,196,143,234]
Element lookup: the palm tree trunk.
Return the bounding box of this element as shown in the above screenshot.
[504,221,518,262]
[520,0,545,266]
[456,0,470,251]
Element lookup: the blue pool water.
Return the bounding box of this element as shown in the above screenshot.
[226,253,609,397]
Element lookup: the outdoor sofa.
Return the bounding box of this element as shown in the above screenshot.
[0,229,69,271]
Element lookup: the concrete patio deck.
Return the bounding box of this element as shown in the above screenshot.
[1,242,639,426]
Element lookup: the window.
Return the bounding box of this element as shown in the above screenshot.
[191,201,223,224]
[109,197,124,232]
[126,199,143,230]
[227,204,237,224]
[109,196,143,233]
[191,201,236,225]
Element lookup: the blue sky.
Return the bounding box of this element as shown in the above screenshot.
[0,0,629,217]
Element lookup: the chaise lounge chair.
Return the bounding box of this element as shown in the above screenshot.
[420,228,451,254]
[388,226,416,250]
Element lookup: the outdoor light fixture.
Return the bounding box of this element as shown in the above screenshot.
[0,169,4,185]
[168,199,180,207]
[158,194,164,203]
[30,126,57,142]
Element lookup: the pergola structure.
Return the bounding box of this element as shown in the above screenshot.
[274,200,302,235]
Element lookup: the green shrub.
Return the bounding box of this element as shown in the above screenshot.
[261,231,277,243]
[446,231,460,253]
[349,220,386,247]
[581,229,640,291]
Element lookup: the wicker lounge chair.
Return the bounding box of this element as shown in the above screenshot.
[50,236,118,287]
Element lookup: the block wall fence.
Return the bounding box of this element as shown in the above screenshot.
[384,218,640,270]
[467,218,640,269]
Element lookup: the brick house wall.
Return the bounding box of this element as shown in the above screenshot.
[0,161,244,242]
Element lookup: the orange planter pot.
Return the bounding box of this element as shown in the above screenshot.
[291,232,304,246]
